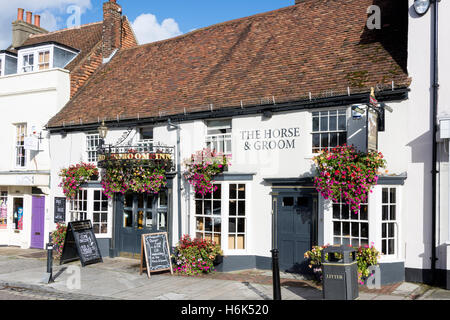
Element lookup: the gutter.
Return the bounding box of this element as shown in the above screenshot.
[431,0,439,285]
[47,88,410,134]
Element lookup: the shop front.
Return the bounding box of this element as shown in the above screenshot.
[97,143,176,258]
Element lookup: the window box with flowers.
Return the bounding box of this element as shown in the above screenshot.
[59,162,99,199]
[183,148,231,196]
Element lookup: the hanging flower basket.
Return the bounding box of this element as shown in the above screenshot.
[312,144,386,213]
[59,162,99,199]
[101,165,167,199]
[183,148,231,196]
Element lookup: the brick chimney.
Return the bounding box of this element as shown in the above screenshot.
[34,15,41,28]
[102,0,123,59]
[12,8,47,48]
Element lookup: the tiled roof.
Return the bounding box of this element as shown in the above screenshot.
[48,0,411,128]
[21,22,103,71]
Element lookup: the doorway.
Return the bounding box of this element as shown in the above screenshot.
[115,191,169,255]
[30,196,45,249]
[275,189,318,274]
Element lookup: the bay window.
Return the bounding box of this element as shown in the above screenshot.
[194,182,249,252]
[324,185,402,261]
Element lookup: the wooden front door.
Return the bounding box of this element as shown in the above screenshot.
[30,196,45,249]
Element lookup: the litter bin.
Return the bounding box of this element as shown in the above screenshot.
[322,245,358,300]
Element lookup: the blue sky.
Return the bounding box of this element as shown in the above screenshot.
[79,1,293,32]
[0,0,293,49]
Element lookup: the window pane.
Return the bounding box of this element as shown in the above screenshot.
[238,185,245,199]
[204,201,212,215]
[196,217,204,231]
[312,134,320,149]
[213,201,221,215]
[228,235,236,250]
[382,188,388,204]
[329,114,337,131]
[214,184,221,199]
[341,205,349,220]
[333,204,340,219]
[238,201,245,216]
[382,223,387,238]
[342,222,350,236]
[390,189,396,203]
[338,115,346,130]
[330,132,338,147]
[338,132,347,146]
[283,197,294,207]
[205,218,212,232]
[229,184,237,199]
[320,116,328,131]
[361,223,369,238]
[313,117,319,132]
[351,223,359,237]
[321,133,328,149]
[333,222,341,236]
[390,206,396,220]
[195,200,202,215]
[229,200,236,216]
[360,205,368,220]
[229,219,236,233]
[237,218,245,233]
[213,217,222,233]
[388,223,395,237]
[124,210,132,227]
[388,239,395,255]
[382,205,389,220]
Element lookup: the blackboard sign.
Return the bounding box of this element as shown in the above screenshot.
[60,220,103,267]
[54,197,66,223]
[140,232,173,278]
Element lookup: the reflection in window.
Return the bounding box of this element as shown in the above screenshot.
[332,199,369,247]
[195,184,221,245]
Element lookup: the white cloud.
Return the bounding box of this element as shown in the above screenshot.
[132,13,183,45]
[0,0,92,49]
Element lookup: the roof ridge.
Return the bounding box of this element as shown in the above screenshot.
[29,21,102,39]
[118,4,296,53]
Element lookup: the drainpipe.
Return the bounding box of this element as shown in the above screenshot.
[168,119,182,244]
[431,0,439,285]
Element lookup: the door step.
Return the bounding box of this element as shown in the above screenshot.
[118,252,141,260]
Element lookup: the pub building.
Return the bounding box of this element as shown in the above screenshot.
[46,0,450,288]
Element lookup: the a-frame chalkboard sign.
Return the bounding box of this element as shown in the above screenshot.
[60,220,103,267]
[140,232,173,278]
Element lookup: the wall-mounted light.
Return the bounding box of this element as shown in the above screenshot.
[98,120,109,139]
[413,0,431,16]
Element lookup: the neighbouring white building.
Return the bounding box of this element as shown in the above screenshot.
[0,2,137,249]
[40,0,449,289]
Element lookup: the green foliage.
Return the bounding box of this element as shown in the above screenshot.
[172,235,223,275]
[304,244,380,285]
[51,223,67,259]
[59,163,98,199]
[313,144,386,213]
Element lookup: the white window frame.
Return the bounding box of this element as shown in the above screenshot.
[86,133,101,163]
[66,188,113,238]
[37,50,51,71]
[311,109,347,153]
[323,185,403,263]
[191,182,250,255]
[205,120,232,156]
[380,187,398,257]
[17,44,78,74]
[14,123,27,168]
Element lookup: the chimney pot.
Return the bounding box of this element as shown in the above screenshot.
[26,11,32,24]
[17,8,24,21]
[34,15,41,28]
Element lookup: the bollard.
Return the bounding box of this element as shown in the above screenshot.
[41,233,54,284]
[271,249,282,300]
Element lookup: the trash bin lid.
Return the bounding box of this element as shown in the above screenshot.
[323,244,356,254]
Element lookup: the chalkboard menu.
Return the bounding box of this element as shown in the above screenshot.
[54,197,66,223]
[140,232,173,278]
[60,220,103,267]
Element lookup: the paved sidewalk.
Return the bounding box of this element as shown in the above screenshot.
[0,247,447,300]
